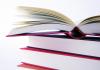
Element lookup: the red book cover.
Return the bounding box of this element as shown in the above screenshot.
[18,62,57,70]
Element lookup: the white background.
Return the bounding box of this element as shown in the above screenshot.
[0,0,100,70]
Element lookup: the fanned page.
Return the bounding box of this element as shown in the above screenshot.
[18,6,74,24]
[8,6,75,36]
[78,16,100,36]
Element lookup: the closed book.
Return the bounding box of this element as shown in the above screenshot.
[28,36,100,57]
[19,47,100,70]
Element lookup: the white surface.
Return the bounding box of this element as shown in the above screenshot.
[0,0,100,70]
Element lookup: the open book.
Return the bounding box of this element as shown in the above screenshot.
[8,6,100,40]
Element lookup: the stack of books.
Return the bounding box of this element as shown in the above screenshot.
[7,6,100,70]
